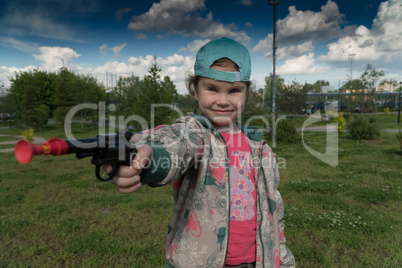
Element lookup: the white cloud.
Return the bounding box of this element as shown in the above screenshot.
[277,53,328,75]
[77,53,194,94]
[128,0,250,43]
[32,47,81,70]
[99,43,127,58]
[111,43,127,58]
[99,44,108,56]
[0,65,38,88]
[0,37,39,53]
[179,39,210,53]
[0,11,80,42]
[136,33,148,40]
[277,0,346,45]
[126,54,194,88]
[254,37,314,61]
[0,0,101,42]
[253,0,347,60]
[319,0,402,63]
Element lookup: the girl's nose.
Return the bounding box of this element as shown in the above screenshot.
[217,94,229,106]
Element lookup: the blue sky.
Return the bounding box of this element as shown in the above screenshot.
[0,0,401,95]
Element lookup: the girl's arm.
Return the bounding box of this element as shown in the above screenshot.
[127,116,206,187]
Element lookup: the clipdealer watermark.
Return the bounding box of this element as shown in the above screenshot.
[63,102,338,168]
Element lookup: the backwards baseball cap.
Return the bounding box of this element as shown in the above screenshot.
[194,37,251,82]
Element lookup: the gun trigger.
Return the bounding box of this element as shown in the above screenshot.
[95,163,119,182]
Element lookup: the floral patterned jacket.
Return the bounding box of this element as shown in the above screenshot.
[138,114,295,268]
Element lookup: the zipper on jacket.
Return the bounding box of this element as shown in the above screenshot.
[215,130,231,267]
[258,142,266,267]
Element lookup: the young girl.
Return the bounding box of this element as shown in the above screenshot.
[105,38,295,268]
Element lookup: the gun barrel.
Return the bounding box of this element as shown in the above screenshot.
[15,138,69,164]
[15,132,133,165]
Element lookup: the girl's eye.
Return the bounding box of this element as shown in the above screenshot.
[230,89,240,93]
[207,87,217,92]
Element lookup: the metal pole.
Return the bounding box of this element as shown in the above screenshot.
[269,0,281,116]
[398,81,401,124]
[269,0,281,147]
[348,54,356,82]
[272,4,276,116]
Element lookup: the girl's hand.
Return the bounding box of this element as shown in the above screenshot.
[103,144,153,194]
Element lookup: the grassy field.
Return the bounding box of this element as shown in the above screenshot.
[0,117,401,267]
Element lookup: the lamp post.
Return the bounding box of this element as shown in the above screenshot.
[106,90,111,128]
[398,81,401,124]
[269,0,281,147]
[348,54,356,82]
[269,0,281,117]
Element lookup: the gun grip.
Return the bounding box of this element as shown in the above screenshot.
[95,163,120,182]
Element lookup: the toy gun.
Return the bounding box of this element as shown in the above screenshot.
[14,132,136,181]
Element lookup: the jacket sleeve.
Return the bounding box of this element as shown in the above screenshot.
[136,116,206,186]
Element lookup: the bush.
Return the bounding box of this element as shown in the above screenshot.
[21,104,50,128]
[347,116,381,140]
[264,118,300,144]
[334,112,346,133]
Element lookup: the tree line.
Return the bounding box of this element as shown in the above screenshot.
[4,62,179,130]
[2,61,392,129]
[260,63,391,114]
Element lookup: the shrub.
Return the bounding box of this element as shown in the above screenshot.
[396,130,402,140]
[347,116,381,140]
[264,118,300,144]
[21,104,50,128]
[334,112,346,133]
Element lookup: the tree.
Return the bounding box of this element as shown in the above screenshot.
[177,94,196,111]
[279,81,308,116]
[138,60,177,127]
[341,79,365,91]
[313,80,329,93]
[8,69,56,128]
[379,79,398,92]
[53,68,106,124]
[110,60,177,131]
[302,80,330,93]
[53,67,81,123]
[110,74,142,118]
[264,73,285,107]
[360,64,384,92]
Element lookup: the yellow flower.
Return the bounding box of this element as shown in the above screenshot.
[22,129,34,143]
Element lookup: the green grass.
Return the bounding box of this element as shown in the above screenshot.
[274,131,401,267]
[1,123,402,267]
[0,136,19,142]
[283,112,402,130]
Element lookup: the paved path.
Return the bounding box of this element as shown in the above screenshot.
[298,126,400,133]
[0,134,46,153]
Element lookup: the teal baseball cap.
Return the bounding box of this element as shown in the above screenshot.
[194,37,251,82]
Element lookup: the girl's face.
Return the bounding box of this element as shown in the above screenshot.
[195,66,247,131]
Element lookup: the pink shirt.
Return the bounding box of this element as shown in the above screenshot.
[220,131,257,266]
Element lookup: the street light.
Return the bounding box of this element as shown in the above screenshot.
[269,0,281,147]
[269,0,281,116]
[398,81,401,124]
[348,54,356,81]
